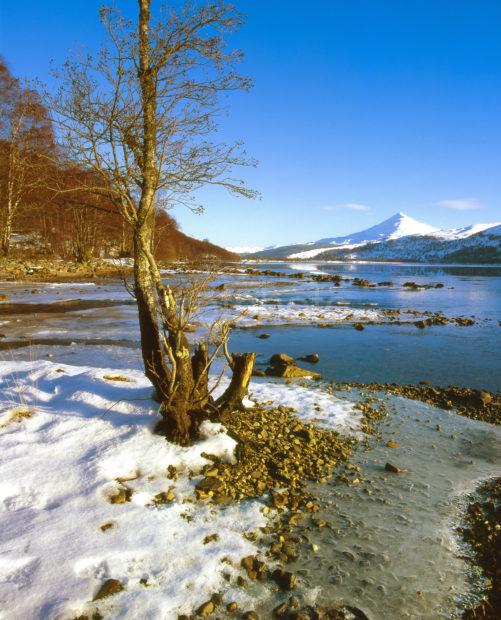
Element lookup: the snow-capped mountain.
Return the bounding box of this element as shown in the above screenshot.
[427,223,499,240]
[314,212,438,246]
[247,212,501,263]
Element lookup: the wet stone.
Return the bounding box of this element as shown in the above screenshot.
[196,600,215,617]
[272,569,297,591]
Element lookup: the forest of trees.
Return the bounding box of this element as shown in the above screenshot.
[0,58,235,263]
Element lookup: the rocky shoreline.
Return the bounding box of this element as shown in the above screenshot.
[459,477,501,619]
[176,397,384,620]
[0,258,134,282]
[333,382,500,425]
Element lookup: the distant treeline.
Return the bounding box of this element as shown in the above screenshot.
[0,58,236,263]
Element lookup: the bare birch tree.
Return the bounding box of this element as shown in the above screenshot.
[48,1,257,444]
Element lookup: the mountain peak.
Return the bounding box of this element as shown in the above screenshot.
[315,212,437,247]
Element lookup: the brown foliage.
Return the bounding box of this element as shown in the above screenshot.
[0,58,236,263]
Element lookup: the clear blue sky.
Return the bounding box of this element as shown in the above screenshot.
[2,1,501,248]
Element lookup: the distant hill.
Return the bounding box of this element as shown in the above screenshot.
[154,211,237,261]
[246,212,501,263]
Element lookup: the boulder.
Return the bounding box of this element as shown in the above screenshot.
[93,579,123,601]
[265,365,321,379]
[272,569,296,591]
[299,353,320,363]
[384,462,400,473]
[196,600,215,617]
[269,353,296,367]
[478,391,492,406]
[252,369,266,377]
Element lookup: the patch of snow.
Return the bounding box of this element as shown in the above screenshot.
[0,360,359,620]
[482,223,501,236]
[225,246,264,255]
[427,222,501,240]
[243,381,361,433]
[288,247,332,259]
[227,303,382,326]
[0,361,266,619]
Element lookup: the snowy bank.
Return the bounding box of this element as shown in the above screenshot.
[0,361,359,619]
[227,303,382,327]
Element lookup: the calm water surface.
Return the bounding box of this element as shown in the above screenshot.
[0,261,500,390]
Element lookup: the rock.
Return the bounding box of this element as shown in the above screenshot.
[252,369,266,377]
[299,353,320,363]
[403,281,422,290]
[195,476,224,493]
[270,491,287,509]
[414,320,426,329]
[339,606,372,620]
[269,353,296,367]
[384,462,400,473]
[478,391,492,406]
[241,555,256,572]
[93,578,123,600]
[242,613,259,620]
[153,489,175,504]
[353,323,365,331]
[258,333,270,339]
[108,486,132,504]
[203,533,219,544]
[386,440,400,449]
[289,596,299,609]
[273,602,289,617]
[226,602,238,612]
[196,600,215,617]
[272,569,296,591]
[265,365,321,379]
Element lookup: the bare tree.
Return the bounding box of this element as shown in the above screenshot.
[0,59,53,256]
[48,1,257,444]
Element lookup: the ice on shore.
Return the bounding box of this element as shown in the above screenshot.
[227,303,382,326]
[0,361,358,619]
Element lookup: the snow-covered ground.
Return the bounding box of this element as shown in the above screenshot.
[0,361,359,620]
[227,303,383,327]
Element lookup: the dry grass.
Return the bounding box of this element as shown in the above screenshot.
[0,406,33,428]
[102,374,135,383]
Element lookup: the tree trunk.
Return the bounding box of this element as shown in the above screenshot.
[191,343,210,409]
[0,217,11,257]
[216,352,256,417]
[133,0,255,445]
[0,235,9,257]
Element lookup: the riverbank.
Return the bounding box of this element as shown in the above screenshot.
[1,260,500,618]
[0,360,364,619]
[0,258,133,282]
[333,382,500,425]
[459,477,501,620]
[1,360,499,619]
